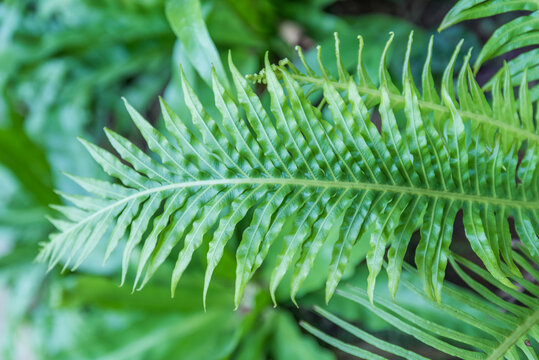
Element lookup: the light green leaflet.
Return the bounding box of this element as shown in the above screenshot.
[441,0,539,101]
[39,33,538,308]
[303,251,539,360]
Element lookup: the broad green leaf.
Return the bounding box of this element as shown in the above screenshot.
[165,0,227,86]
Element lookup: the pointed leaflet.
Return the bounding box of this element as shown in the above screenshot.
[56,192,110,212]
[211,69,272,177]
[49,205,87,223]
[104,197,146,263]
[440,0,539,31]
[305,83,359,182]
[378,33,399,95]
[503,63,519,129]
[269,189,330,304]
[441,40,464,105]
[133,190,187,290]
[234,185,292,307]
[356,36,378,107]
[366,193,409,302]
[442,88,471,193]
[180,68,250,178]
[456,50,474,112]
[519,69,534,132]
[513,208,539,262]
[252,188,308,279]
[466,66,492,119]
[171,186,241,296]
[347,80,398,185]
[470,136,508,277]
[121,192,164,286]
[79,138,153,190]
[290,190,355,302]
[203,185,265,306]
[463,201,515,288]
[332,32,349,82]
[326,191,375,303]
[496,206,521,276]
[323,80,380,183]
[474,12,539,70]
[421,36,441,106]
[265,57,323,180]
[386,196,428,298]
[65,174,134,200]
[60,221,94,271]
[104,128,173,184]
[159,97,223,180]
[72,208,116,270]
[379,86,418,187]
[229,54,294,178]
[416,199,453,301]
[280,70,346,181]
[140,187,217,288]
[124,99,196,179]
[403,46,433,189]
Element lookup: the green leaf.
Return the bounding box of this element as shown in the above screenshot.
[440,0,539,31]
[40,33,539,307]
[441,0,539,103]
[165,0,227,86]
[473,12,539,71]
[306,252,539,359]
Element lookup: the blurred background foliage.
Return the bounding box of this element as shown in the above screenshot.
[0,0,518,358]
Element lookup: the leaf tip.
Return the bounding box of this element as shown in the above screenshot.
[270,290,277,308]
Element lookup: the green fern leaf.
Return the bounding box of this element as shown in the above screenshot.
[441,0,539,101]
[38,33,539,307]
[303,250,539,359]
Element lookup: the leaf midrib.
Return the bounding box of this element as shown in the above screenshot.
[289,74,539,145]
[59,177,538,238]
[485,306,539,360]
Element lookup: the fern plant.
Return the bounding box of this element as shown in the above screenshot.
[38,29,538,313]
[302,249,539,359]
[440,0,539,101]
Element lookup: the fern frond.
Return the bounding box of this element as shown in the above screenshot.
[440,0,539,101]
[39,33,539,307]
[440,1,539,69]
[253,32,539,150]
[302,250,539,360]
